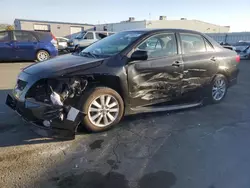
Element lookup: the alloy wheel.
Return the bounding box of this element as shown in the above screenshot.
[37,51,49,61]
[87,94,119,127]
[212,78,226,101]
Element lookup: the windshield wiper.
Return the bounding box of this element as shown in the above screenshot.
[81,52,98,58]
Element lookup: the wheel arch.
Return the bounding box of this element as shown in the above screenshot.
[36,49,50,55]
[86,74,126,102]
[212,69,230,84]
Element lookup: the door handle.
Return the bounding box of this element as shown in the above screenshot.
[210,56,216,61]
[172,61,181,67]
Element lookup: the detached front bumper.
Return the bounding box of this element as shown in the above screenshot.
[6,94,81,140]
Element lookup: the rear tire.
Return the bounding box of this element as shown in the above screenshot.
[36,50,50,62]
[81,87,124,132]
[209,74,228,103]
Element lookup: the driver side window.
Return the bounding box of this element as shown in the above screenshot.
[137,33,177,58]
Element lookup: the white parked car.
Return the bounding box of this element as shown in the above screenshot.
[67,31,115,52]
[56,37,69,51]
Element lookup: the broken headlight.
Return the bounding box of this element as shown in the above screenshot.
[26,78,88,104]
[15,79,27,91]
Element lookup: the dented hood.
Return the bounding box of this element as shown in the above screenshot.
[23,54,104,77]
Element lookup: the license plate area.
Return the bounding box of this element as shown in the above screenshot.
[6,94,17,110]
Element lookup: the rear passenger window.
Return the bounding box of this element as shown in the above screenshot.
[180,33,206,54]
[95,32,107,40]
[84,32,94,39]
[204,39,214,52]
[0,32,9,42]
[13,31,37,42]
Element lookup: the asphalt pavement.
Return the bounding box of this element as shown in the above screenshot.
[0,60,250,188]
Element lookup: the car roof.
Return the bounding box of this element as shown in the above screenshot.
[87,31,115,33]
[122,28,204,35]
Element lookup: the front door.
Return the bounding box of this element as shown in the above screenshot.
[179,33,218,97]
[127,33,184,107]
[12,31,38,60]
[0,31,13,61]
[80,32,96,47]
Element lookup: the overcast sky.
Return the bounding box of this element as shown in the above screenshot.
[0,0,249,32]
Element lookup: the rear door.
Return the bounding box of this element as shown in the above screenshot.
[0,31,13,61]
[179,32,218,96]
[12,31,38,60]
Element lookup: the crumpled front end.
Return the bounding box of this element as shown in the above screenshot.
[6,72,88,140]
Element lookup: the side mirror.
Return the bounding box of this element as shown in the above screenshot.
[131,50,148,61]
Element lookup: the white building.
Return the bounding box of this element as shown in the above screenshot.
[96,17,230,33]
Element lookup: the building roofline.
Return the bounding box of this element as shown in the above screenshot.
[97,19,229,29]
[192,19,229,29]
[207,32,250,34]
[146,19,229,28]
[14,18,94,26]
[96,20,146,25]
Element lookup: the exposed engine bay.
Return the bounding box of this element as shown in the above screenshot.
[23,77,88,138]
[27,77,87,104]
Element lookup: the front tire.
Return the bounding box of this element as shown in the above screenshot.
[209,74,228,103]
[36,50,50,62]
[81,87,124,132]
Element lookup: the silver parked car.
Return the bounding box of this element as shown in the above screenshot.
[56,37,69,51]
[67,31,115,52]
[233,41,250,60]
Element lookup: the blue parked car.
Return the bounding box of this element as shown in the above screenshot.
[0,30,58,62]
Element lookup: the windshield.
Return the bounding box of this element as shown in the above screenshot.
[74,31,87,39]
[80,31,146,57]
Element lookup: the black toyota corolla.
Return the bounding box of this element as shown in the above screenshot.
[6,29,240,139]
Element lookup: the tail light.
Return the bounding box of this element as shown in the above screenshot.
[236,55,240,63]
[50,33,58,49]
[51,33,57,41]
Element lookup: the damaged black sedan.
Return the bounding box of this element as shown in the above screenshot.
[6,29,240,139]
